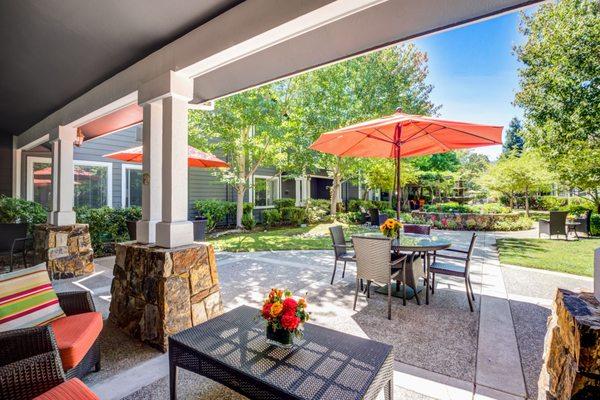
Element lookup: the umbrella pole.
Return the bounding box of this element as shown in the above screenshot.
[395,125,402,219]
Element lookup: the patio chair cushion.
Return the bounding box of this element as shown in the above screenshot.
[33,378,99,400]
[50,311,102,370]
[0,264,65,332]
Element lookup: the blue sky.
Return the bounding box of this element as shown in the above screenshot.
[410,10,531,160]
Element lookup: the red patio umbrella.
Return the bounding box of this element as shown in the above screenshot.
[103,145,229,168]
[309,110,503,217]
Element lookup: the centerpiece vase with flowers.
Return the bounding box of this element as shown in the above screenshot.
[260,288,309,348]
[380,218,403,238]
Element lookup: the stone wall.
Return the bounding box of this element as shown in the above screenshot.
[538,289,600,399]
[33,224,94,279]
[109,242,223,352]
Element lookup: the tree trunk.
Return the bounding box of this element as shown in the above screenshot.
[525,189,530,217]
[236,184,245,229]
[509,195,514,211]
[330,174,340,216]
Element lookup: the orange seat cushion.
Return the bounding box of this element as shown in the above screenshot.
[50,312,102,370]
[34,378,99,400]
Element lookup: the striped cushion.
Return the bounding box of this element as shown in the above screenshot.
[0,264,65,331]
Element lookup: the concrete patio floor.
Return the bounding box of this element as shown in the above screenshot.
[51,229,593,400]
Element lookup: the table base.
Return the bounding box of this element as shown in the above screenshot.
[375,283,424,299]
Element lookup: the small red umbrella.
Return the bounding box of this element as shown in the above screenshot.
[309,110,503,216]
[104,145,229,168]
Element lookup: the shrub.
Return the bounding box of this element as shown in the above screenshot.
[75,206,141,256]
[0,196,47,232]
[493,217,533,231]
[538,196,568,211]
[348,199,372,212]
[273,198,295,209]
[193,200,253,231]
[476,203,510,214]
[466,218,478,230]
[335,212,362,224]
[381,209,396,218]
[591,213,600,236]
[424,202,475,213]
[565,197,595,216]
[241,213,256,230]
[262,209,281,228]
[280,207,307,226]
[371,201,389,211]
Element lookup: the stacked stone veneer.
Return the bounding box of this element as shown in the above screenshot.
[109,242,223,352]
[538,289,600,399]
[33,224,94,279]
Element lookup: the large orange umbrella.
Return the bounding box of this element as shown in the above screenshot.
[309,110,503,216]
[104,145,229,168]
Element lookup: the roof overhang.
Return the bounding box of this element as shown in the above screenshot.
[15,0,543,149]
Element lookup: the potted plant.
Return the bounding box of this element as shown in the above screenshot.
[260,288,309,348]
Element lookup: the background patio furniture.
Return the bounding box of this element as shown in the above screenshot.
[0,223,32,272]
[126,220,137,241]
[574,210,592,237]
[192,219,207,241]
[565,221,580,240]
[403,224,431,235]
[369,208,380,225]
[0,291,101,400]
[353,236,406,319]
[169,305,394,400]
[429,233,477,312]
[329,225,355,284]
[538,211,568,239]
[378,213,389,225]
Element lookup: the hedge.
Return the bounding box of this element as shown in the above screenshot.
[76,206,141,256]
[0,196,47,233]
[193,200,253,231]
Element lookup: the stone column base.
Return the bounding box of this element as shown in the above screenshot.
[33,224,94,279]
[109,242,223,352]
[538,289,600,399]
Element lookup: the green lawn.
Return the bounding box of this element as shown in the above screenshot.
[496,237,600,277]
[208,223,370,252]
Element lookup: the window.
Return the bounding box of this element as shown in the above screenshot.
[27,157,53,209]
[73,161,112,208]
[252,175,280,208]
[122,164,142,207]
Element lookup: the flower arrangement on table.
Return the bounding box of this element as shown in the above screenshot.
[379,218,403,238]
[260,288,309,348]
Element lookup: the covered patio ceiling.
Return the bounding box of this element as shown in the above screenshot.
[7,0,543,146]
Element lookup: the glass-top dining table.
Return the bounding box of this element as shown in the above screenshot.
[351,231,452,303]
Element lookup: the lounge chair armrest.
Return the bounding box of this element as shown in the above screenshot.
[0,351,66,400]
[0,326,58,367]
[11,237,33,253]
[57,291,96,315]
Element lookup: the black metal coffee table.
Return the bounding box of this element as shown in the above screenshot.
[169,306,394,400]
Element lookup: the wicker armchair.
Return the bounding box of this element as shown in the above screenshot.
[574,210,592,237]
[352,236,406,319]
[538,211,568,239]
[0,291,101,400]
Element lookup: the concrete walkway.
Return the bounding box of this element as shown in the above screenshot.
[52,229,593,400]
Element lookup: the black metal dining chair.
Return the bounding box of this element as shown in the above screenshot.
[429,233,477,312]
[0,223,32,272]
[328,225,355,284]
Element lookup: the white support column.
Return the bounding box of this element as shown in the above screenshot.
[12,136,21,198]
[136,102,163,244]
[138,71,194,248]
[48,126,76,226]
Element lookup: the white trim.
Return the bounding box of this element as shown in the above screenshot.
[73,160,113,207]
[251,174,281,209]
[121,163,143,208]
[12,136,22,198]
[26,156,52,202]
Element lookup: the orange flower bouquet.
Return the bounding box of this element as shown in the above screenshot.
[379,218,403,238]
[260,288,309,348]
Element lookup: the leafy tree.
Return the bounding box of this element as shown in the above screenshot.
[458,152,491,196]
[285,45,438,215]
[189,86,285,228]
[502,117,524,155]
[479,151,553,215]
[362,158,418,207]
[514,0,600,209]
